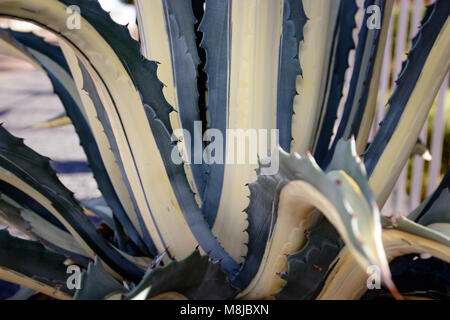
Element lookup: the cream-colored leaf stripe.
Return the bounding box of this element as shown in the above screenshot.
[318,228,450,300]
[369,16,450,206]
[0,194,88,258]
[292,0,340,155]
[238,181,319,299]
[0,266,71,300]
[136,0,201,205]
[355,0,394,154]
[212,0,284,264]
[239,142,393,299]
[0,0,203,263]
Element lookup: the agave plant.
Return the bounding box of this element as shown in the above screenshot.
[0,0,448,300]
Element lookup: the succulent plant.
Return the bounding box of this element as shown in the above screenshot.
[0,0,448,300]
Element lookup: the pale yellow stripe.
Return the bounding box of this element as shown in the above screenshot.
[356,0,394,154]
[291,0,339,155]
[212,0,283,263]
[58,40,145,243]
[369,18,450,206]
[0,266,72,300]
[0,36,41,69]
[318,229,450,300]
[136,0,201,205]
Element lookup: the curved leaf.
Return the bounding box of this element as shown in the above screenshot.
[325,0,391,165]
[318,228,450,299]
[74,256,126,300]
[313,0,358,164]
[126,250,238,300]
[237,138,395,298]
[411,169,450,226]
[200,0,288,266]
[0,28,150,256]
[275,217,343,300]
[0,126,144,281]
[0,196,89,263]
[0,0,240,277]
[136,0,206,198]
[291,0,341,155]
[365,0,450,206]
[0,230,73,300]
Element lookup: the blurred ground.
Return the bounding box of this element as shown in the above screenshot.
[0,61,101,200]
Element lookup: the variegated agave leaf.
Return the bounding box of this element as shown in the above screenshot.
[365,0,450,206]
[0,196,89,264]
[0,0,448,301]
[0,126,144,281]
[276,0,307,151]
[0,29,84,119]
[197,0,231,231]
[196,0,307,265]
[0,230,73,300]
[320,171,450,300]
[317,228,450,300]
[58,44,159,257]
[0,0,241,279]
[136,0,206,200]
[82,197,114,229]
[237,138,397,299]
[389,218,450,248]
[74,257,127,300]
[127,250,238,300]
[291,0,340,156]
[0,28,150,256]
[385,171,450,246]
[313,0,358,164]
[75,250,237,300]
[275,217,344,300]
[411,169,450,230]
[378,169,450,251]
[325,0,393,163]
